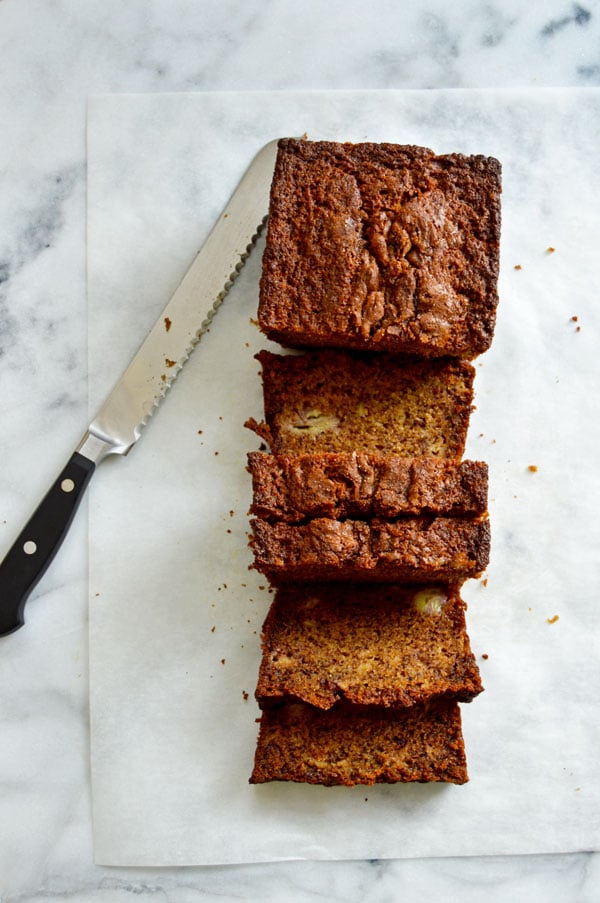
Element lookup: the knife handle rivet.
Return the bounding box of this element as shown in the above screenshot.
[23,540,37,555]
[61,478,75,493]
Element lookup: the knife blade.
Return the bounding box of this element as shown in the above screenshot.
[0,138,279,636]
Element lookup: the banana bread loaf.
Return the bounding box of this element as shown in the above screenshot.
[256,583,483,709]
[246,349,474,458]
[248,452,488,522]
[250,698,468,785]
[251,515,490,584]
[258,138,501,358]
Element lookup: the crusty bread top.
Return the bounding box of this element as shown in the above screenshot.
[248,452,488,522]
[259,138,501,358]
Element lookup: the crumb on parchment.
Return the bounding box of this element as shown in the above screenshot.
[547,615,559,624]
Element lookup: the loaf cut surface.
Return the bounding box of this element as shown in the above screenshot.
[256,583,483,709]
[250,699,468,785]
[248,452,488,522]
[258,138,501,358]
[246,349,474,459]
[251,516,490,584]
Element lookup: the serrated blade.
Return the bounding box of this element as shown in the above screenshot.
[0,138,281,634]
[78,138,278,463]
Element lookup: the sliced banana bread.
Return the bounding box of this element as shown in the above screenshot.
[248,452,488,522]
[246,349,474,458]
[251,515,490,584]
[256,583,483,709]
[250,698,468,785]
[258,138,501,358]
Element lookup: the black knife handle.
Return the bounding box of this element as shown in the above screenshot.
[0,452,95,636]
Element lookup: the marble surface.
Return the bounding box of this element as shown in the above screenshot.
[2,0,600,899]
[87,88,600,867]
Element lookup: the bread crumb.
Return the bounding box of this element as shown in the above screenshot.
[528,465,538,472]
[243,691,249,701]
[211,626,216,633]
[482,578,488,587]
[164,317,172,332]
[571,315,578,322]
[547,247,555,253]
[547,614,559,624]
[165,358,176,368]
[481,653,489,660]
[514,264,522,270]
[221,658,226,665]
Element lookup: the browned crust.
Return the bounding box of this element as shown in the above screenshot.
[258,138,501,359]
[250,699,468,785]
[250,516,490,584]
[248,452,488,522]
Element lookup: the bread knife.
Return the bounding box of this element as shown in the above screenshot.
[0,138,279,636]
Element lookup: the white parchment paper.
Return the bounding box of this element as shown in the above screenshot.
[88,90,600,866]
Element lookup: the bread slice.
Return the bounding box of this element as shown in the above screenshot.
[250,699,468,785]
[251,515,490,584]
[246,349,474,458]
[258,138,501,359]
[256,583,483,709]
[248,452,488,523]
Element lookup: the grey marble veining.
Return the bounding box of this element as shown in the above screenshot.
[1,0,600,901]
